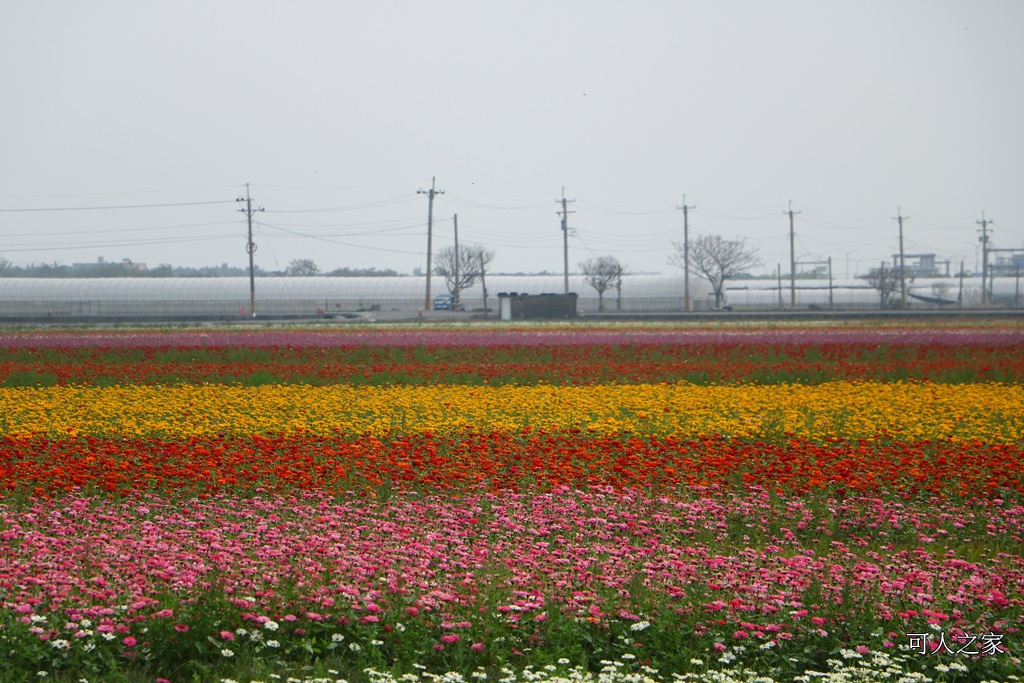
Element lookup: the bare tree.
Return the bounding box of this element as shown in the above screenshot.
[579,256,624,312]
[469,245,496,313]
[435,244,494,306]
[285,258,320,276]
[930,280,954,308]
[668,234,760,309]
[863,263,900,309]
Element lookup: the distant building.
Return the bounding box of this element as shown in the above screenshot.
[990,252,1024,277]
[890,253,949,277]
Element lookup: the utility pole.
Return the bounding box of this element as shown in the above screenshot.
[786,201,801,309]
[776,264,783,310]
[236,183,263,318]
[894,208,909,308]
[977,212,993,306]
[453,213,460,311]
[417,177,444,310]
[557,188,575,294]
[677,195,695,311]
[958,260,965,309]
[828,256,834,309]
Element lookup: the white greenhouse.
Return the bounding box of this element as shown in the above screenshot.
[0,273,1020,320]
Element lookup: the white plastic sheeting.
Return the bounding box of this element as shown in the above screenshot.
[0,274,1019,318]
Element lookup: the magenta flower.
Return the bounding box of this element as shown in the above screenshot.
[441,633,461,644]
[219,631,235,641]
[123,635,137,647]
[173,624,189,633]
[471,642,484,652]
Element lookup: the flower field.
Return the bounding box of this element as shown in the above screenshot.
[0,322,1022,683]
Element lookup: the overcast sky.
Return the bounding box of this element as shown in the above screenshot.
[2,0,1022,278]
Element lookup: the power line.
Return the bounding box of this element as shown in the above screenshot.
[258,222,424,254]
[0,200,234,212]
[0,234,238,252]
[0,221,238,238]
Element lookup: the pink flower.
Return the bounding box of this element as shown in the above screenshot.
[713,642,727,652]
[283,614,297,622]
[733,630,749,639]
[152,609,173,619]
[471,642,484,652]
[406,607,419,617]
[856,645,870,655]
[441,633,460,644]
[123,636,137,647]
[366,603,382,613]
[811,616,826,626]
[432,642,445,651]
[535,612,548,622]
[219,631,235,641]
[174,624,189,633]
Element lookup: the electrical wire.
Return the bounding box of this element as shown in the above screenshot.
[0,221,239,238]
[258,221,425,256]
[263,196,419,213]
[0,234,239,252]
[0,200,235,212]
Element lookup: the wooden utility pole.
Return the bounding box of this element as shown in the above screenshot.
[236,183,263,318]
[958,260,965,309]
[786,201,800,309]
[777,264,783,310]
[453,213,460,311]
[894,208,909,308]
[977,212,993,306]
[828,256,834,309]
[417,177,444,310]
[678,196,695,311]
[557,188,575,294]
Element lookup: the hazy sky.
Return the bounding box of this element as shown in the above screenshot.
[2,1,1022,277]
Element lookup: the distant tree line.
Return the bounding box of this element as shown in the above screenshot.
[0,257,402,278]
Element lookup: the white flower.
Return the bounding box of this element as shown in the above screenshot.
[50,639,71,650]
[101,632,116,641]
[621,653,636,660]
[266,640,280,648]
[221,648,234,658]
[332,633,345,642]
[558,658,570,665]
[690,659,704,666]
[79,619,92,628]
[630,620,651,631]
[349,642,362,651]
[235,628,248,636]
[263,620,279,631]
